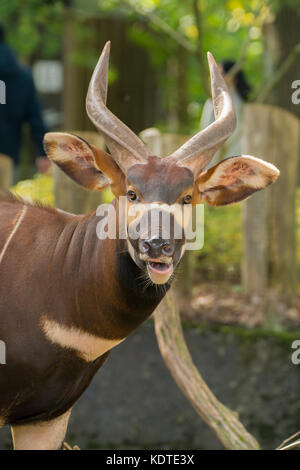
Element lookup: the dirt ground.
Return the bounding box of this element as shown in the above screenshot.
[180,282,300,330]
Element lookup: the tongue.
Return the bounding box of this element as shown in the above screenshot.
[150,261,170,272]
[147,260,173,284]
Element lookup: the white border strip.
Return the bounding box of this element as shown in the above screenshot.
[0,205,27,266]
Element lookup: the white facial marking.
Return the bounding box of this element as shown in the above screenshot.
[180,242,186,259]
[0,205,27,266]
[128,202,185,241]
[127,239,137,263]
[41,317,125,362]
[142,202,183,223]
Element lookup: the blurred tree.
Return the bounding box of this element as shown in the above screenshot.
[260,1,300,118]
[0,0,64,65]
[97,0,269,131]
[261,1,300,294]
[1,0,277,132]
[62,6,164,133]
[242,1,300,298]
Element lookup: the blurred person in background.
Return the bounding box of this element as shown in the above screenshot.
[0,23,50,180]
[200,60,251,167]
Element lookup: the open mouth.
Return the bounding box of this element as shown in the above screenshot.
[146,258,173,284]
[148,260,172,274]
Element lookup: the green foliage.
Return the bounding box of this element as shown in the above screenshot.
[0,0,64,60]
[11,172,113,207]
[197,203,243,281]
[12,173,54,206]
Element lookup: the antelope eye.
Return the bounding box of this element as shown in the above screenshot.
[182,195,192,204]
[127,190,138,202]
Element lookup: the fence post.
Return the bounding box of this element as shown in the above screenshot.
[0,154,13,190]
[242,103,300,296]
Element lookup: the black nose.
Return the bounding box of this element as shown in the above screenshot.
[139,237,175,258]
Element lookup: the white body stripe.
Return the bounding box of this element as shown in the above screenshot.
[0,205,27,266]
[41,317,125,362]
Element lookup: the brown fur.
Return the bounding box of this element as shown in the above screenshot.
[0,194,163,428]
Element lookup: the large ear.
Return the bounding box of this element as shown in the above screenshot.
[43,132,124,195]
[195,155,279,206]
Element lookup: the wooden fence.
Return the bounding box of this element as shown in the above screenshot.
[242,104,300,296]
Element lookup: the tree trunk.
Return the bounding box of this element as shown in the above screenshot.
[263,3,300,188]
[263,5,300,119]
[63,9,86,131]
[242,103,300,296]
[242,105,268,296]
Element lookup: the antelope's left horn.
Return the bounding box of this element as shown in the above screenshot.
[168,52,237,176]
[86,41,151,172]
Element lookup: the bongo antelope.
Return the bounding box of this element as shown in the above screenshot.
[0,42,279,449]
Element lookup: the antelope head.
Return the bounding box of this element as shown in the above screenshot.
[44,42,279,285]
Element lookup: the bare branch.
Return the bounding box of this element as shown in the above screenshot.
[278,440,300,451]
[277,430,300,450]
[63,442,80,450]
[122,0,196,54]
[226,33,252,81]
[154,289,260,450]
